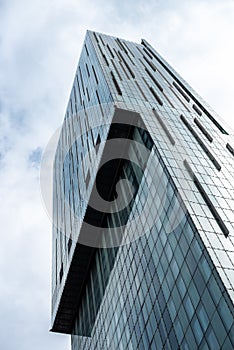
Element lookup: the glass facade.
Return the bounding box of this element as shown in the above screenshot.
[51,31,234,349]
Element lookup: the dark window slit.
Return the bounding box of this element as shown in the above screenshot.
[226,143,234,157]
[95,134,101,153]
[122,41,135,57]
[102,54,109,66]
[84,44,89,56]
[173,82,190,102]
[119,60,130,79]
[135,80,148,101]
[93,32,99,43]
[86,87,90,101]
[68,238,72,254]
[99,35,105,46]
[141,40,229,135]
[78,67,85,95]
[76,76,82,105]
[184,160,229,237]
[180,115,221,171]
[106,44,114,58]
[96,90,104,116]
[170,87,190,112]
[110,71,122,95]
[194,118,213,142]
[116,38,128,54]
[149,87,163,106]
[152,108,175,145]
[86,64,90,77]
[85,169,91,188]
[92,65,99,84]
[145,68,163,92]
[193,104,202,116]
[136,46,143,55]
[59,263,63,283]
[143,47,153,59]
[143,55,156,71]
[111,59,122,81]
[138,58,147,69]
[73,86,77,103]
[118,50,135,78]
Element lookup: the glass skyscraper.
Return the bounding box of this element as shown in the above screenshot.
[51,31,234,349]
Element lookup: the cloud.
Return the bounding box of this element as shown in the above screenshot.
[0,0,233,349]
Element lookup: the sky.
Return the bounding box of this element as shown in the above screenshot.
[0,0,233,349]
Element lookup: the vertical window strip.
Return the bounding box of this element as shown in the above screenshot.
[86,63,90,77]
[76,75,82,105]
[170,87,190,112]
[149,86,163,106]
[226,143,234,157]
[143,47,153,59]
[78,67,85,96]
[110,71,122,96]
[93,32,99,43]
[145,68,163,91]
[102,53,109,66]
[136,46,143,55]
[92,65,99,85]
[118,60,130,79]
[86,87,90,102]
[180,115,221,171]
[115,38,128,54]
[84,44,89,56]
[99,35,105,46]
[173,82,190,102]
[117,50,135,78]
[111,59,122,81]
[184,160,229,237]
[194,118,213,142]
[143,55,157,72]
[122,41,135,57]
[138,58,147,69]
[135,80,148,101]
[192,104,202,116]
[106,44,114,58]
[96,90,104,116]
[152,108,175,145]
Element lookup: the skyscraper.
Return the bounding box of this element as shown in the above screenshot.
[51,31,234,349]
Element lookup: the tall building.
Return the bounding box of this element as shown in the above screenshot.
[51,31,234,349]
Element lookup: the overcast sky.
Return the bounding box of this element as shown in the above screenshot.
[0,0,233,349]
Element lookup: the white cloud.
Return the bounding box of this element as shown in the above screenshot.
[0,0,233,349]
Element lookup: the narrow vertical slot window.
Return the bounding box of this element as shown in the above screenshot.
[226,143,234,157]
[173,82,190,102]
[192,104,202,116]
[111,59,122,81]
[86,63,90,77]
[149,86,163,106]
[92,65,99,85]
[143,55,156,72]
[118,50,135,78]
[78,67,85,96]
[85,44,89,56]
[106,44,114,58]
[135,80,148,101]
[96,90,104,116]
[110,71,122,96]
[99,35,105,46]
[194,118,213,142]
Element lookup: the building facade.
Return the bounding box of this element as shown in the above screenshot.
[51,31,234,349]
